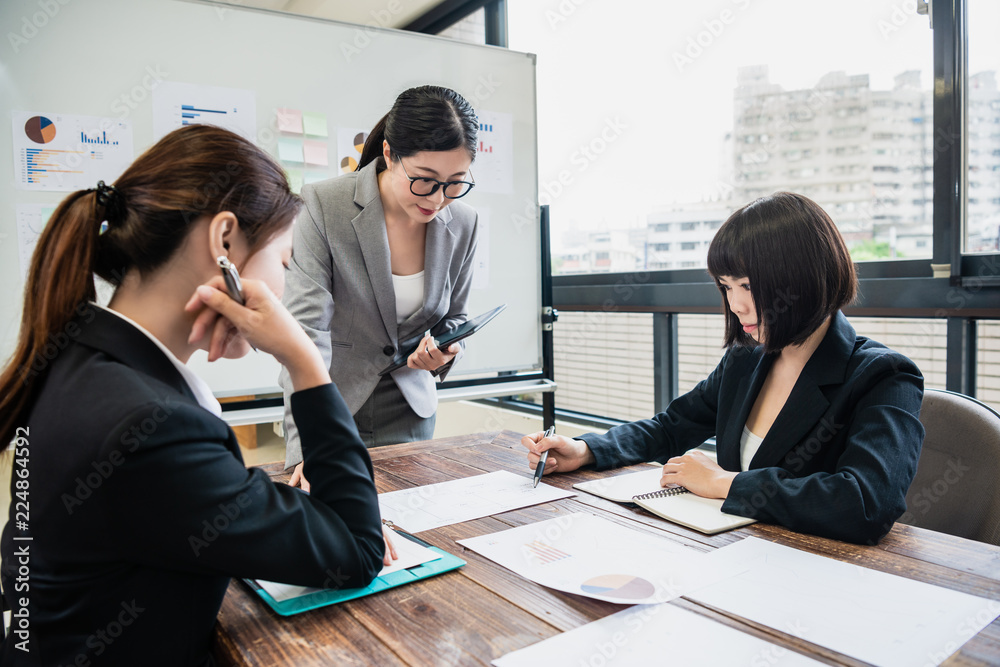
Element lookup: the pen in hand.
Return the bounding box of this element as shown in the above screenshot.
[216,256,257,352]
[532,426,556,488]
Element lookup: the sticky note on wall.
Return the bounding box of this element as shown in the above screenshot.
[277,108,303,134]
[303,112,328,137]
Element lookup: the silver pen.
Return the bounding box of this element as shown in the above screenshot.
[216,256,257,352]
[532,426,556,488]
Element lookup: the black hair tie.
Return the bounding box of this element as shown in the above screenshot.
[91,180,125,235]
[94,180,120,207]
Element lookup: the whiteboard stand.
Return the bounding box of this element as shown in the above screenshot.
[220,207,558,431]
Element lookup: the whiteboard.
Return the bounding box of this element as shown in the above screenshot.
[0,0,541,397]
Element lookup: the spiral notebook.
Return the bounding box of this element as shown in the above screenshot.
[574,468,755,535]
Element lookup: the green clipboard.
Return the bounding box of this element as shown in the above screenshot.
[243,532,465,616]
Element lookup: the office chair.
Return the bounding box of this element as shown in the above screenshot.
[900,388,1000,546]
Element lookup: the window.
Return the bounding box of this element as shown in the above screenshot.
[510,1,936,274]
[966,0,1000,253]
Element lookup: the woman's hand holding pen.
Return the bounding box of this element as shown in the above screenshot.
[660,451,737,499]
[184,277,330,392]
[521,431,595,476]
[406,332,459,372]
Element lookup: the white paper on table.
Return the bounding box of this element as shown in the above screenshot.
[12,111,134,192]
[494,602,824,666]
[458,512,740,604]
[379,471,574,533]
[689,537,1000,667]
[152,81,256,142]
[471,207,490,290]
[256,531,442,602]
[473,110,513,194]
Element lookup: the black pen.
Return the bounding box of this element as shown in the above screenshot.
[532,426,555,488]
[216,256,257,352]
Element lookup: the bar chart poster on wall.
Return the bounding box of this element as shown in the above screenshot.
[473,110,513,195]
[152,81,257,142]
[11,111,134,191]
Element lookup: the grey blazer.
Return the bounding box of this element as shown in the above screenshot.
[280,160,479,468]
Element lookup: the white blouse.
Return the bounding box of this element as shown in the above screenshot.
[392,270,425,324]
[740,425,765,471]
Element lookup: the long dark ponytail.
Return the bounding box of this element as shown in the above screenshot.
[357,85,478,172]
[0,124,301,446]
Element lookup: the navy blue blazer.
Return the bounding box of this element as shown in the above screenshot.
[581,311,925,544]
[0,306,384,666]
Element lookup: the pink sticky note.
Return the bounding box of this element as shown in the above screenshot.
[303,139,329,167]
[277,108,303,134]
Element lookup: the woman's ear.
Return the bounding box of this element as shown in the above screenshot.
[207,212,245,263]
[382,140,392,168]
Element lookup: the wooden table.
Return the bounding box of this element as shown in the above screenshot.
[212,430,1000,666]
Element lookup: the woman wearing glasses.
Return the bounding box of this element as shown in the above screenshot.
[282,85,479,487]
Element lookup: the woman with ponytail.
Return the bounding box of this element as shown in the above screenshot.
[281,85,480,489]
[0,125,386,665]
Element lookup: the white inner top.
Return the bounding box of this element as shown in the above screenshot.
[393,270,425,324]
[740,425,765,471]
[95,303,222,417]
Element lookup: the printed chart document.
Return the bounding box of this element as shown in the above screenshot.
[12,111,134,192]
[256,532,442,602]
[493,603,824,666]
[690,537,1000,667]
[458,512,739,604]
[378,471,575,533]
[574,468,755,534]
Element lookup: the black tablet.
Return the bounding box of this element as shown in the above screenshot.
[378,304,507,376]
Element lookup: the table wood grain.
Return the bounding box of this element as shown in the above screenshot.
[213,430,1000,666]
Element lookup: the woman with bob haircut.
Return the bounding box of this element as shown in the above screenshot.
[281,85,480,489]
[0,125,386,665]
[522,192,925,545]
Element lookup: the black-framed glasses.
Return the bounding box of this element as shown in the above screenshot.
[397,157,475,199]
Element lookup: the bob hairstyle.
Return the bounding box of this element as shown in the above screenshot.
[706,192,858,354]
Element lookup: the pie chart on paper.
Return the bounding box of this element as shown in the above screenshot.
[580,574,655,601]
[25,116,57,144]
[353,132,367,152]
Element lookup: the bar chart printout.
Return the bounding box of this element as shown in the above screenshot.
[152,81,257,141]
[11,112,134,191]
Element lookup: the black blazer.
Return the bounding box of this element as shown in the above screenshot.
[0,306,384,666]
[581,311,925,544]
